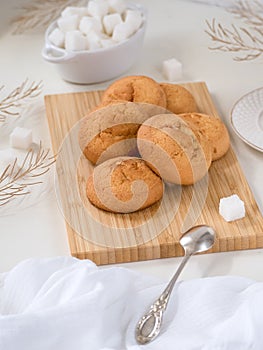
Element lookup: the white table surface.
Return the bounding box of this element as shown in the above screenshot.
[0,0,263,282]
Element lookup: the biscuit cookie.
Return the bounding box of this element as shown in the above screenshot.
[89,99,125,113]
[180,112,230,161]
[137,114,212,185]
[86,157,164,213]
[79,102,166,164]
[160,83,198,114]
[101,75,167,108]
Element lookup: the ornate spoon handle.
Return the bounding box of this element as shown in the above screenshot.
[135,251,192,344]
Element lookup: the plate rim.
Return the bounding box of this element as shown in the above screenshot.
[230,86,263,152]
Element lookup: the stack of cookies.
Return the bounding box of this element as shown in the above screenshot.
[79,75,230,213]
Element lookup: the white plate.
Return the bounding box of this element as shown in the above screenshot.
[231,87,263,152]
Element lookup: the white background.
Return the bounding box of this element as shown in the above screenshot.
[0,0,262,281]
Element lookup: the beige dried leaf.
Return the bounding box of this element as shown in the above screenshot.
[230,0,263,28]
[12,0,87,34]
[0,142,56,207]
[205,0,263,61]
[0,80,42,122]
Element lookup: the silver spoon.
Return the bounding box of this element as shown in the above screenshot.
[135,224,215,345]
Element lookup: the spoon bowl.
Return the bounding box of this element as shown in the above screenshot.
[180,225,215,254]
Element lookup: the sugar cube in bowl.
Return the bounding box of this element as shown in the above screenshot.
[42,0,147,84]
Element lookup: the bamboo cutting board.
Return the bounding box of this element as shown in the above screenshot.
[45,82,263,265]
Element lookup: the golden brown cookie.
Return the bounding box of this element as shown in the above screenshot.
[101,75,167,108]
[180,112,230,161]
[79,102,167,164]
[137,114,212,185]
[86,157,164,213]
[160,83,198,114]
[89,99,125,113]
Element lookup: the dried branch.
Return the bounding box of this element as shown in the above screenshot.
[229,0,263,28]
[0,80,42,122]
[0,142,56,206]
[205,17,263,61]
[205,0,263,61]
[12,0,87,34]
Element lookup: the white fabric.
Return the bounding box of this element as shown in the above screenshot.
[0,257,263,349]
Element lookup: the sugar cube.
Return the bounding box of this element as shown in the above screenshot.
[61,6,89,18]
[124,9,143,33]
[88,29,107,40]
[103,13,122,36]
[10,127,33,150]
[108,0,126,14]
[112,22,133,42]
[87,40,102,50]
[0,149,17,174]
[57,15,79,32]
[65,30,86,51]
[50,0,143,52]
[86,30,104,50]
[87,0,109,18]
[100,38,115,48]
[48,28,65,48]
[79,16,103,35]
[219,194,245,222]
[162,58,183,82]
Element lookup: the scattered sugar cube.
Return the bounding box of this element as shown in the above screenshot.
[57,15,79,32]
[61,6,89,18]
[103,13,122,35]
[65,30,86,51]
[112,21,133,42]
[108,0,126,14]
[79,16,103,34]
[10,127,33,150]
[162,58,183,82]
[0,149,17,174]
[48,28,65,48]
[87,0,109,18]
[219,194,245,222]
[124,9,143,33]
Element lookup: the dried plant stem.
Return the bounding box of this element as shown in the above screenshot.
[205,0,263,61]
[12,0,86,34]
[0,79,42,122]
[205,18,263,61]
[230,0,263,28]
[0,143,55,206]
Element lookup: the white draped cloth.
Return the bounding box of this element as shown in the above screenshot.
[0,257,263,349]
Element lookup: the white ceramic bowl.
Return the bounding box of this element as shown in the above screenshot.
[42,3,147,84]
